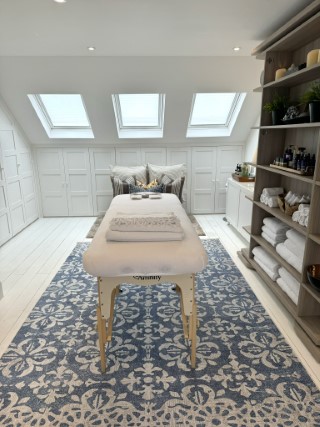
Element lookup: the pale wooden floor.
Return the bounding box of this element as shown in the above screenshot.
[0,215,319,389]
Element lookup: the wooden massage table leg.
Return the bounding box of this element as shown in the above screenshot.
[97,306,107,373]
[175,285,189,339]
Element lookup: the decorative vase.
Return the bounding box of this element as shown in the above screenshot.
[272,110,284,125]
[309,101,320,123]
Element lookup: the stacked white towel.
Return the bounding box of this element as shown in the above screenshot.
[106,212,184,241]
[260,187,283,207]
[261,217,290,247]
[275,229,306,273]
[276,267,300,305]
[252,246,280,281]
[292,203,310,227]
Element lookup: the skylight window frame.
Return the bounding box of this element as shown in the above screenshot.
[28,93,94,139]
[187,92,246,138]
[112,93,165,139]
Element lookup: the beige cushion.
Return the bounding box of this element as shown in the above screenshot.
[111,165,147,184]
[148,163,186,182]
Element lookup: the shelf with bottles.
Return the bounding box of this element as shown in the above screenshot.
[257,165,314,183]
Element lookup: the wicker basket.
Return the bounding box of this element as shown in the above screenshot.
[277,194,299,216]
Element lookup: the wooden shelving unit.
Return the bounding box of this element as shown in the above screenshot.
[249,6,320,358]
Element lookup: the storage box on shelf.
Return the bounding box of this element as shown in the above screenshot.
[249,6,320,358]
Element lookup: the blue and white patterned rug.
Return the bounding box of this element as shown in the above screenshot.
[0,239,319,426]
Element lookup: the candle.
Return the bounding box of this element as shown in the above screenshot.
[275,68,287,80]
[306,49,319,67]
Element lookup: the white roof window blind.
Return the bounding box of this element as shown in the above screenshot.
[187,92,246,137]
[28,94,94,139]
[112,93,165,139]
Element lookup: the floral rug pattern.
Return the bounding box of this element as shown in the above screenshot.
[0,239,319,426]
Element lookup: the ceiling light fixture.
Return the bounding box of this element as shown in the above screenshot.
[233,46,241,51]
[54,0,67,3]
[88,46,96,51]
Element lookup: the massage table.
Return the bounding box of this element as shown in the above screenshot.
[83,193,208,372]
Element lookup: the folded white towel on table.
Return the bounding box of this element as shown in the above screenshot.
[276,277,299,305]
[254,256,279,281]
[276,243,303,273]
[109,212,182,233]
[263,217,290,234]
[262,187,284,197]
[284,238,304,260]
[252,246,280,273]
[286,229,306,248]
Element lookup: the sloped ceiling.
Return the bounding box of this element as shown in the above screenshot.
[0,0,315,146]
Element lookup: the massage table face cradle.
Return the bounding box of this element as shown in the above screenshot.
[97,274,197,373]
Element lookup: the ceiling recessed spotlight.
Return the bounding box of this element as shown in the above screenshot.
[54,0,67,3]
[88,46,96,51]
[233,46,241,51]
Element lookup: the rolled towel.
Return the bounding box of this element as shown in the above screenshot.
[284,191,293,202]
[298,203,310,210]
[267,196,279,208]
[260,193,267,204]
[262,225,287,240]
[286,229,306,248]
[305,216,309,227]
[291,211,300,223]
[252,246,280,273]
[284,238,304,259]
[263,217,290,234]
[276,243,303,273]
[262,187,284,197]
[276,277,299,305]
[254,256,279,281]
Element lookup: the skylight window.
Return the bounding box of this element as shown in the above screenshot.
[187,92,246,137]
[28,94,94,139]
[112,93,165,139]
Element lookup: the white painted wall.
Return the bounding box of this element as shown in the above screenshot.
[244,114,260,164]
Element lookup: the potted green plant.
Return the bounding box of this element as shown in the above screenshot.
[263,93,289,125]
[301,80,320,122]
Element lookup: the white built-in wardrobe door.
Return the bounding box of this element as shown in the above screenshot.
[0,130,25,234]
[115,148,141,166]
[0,141,12,245]
[36,149,68,217]
[191,147,217,214]
[63,149,93,216]
[17,140,38,224]
[141,148,166,165]
[215,146,243,213]
[89,148,115,215]
[167,148,191,213]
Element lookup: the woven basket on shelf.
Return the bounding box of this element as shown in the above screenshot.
[277,194,299,216]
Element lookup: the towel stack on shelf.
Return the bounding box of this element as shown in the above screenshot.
[252,246,280,281]
[261,217,290,247]
[276,229,306,273]
[260,187,283,207]
[276,267,300,305]
[292,204,310,227]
